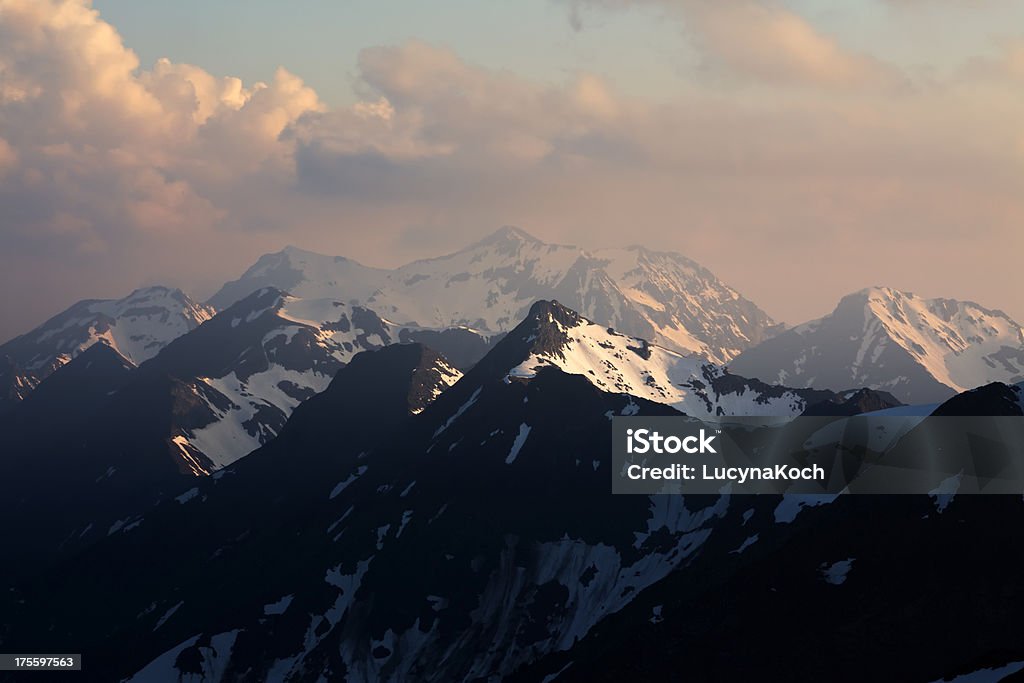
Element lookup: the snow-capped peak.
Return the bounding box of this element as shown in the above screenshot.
[470,225,547,247]
[209,228,779,363]
[0,286,214,382]
[502,300,813,417]
[730,286,1024,403]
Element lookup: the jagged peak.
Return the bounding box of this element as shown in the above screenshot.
[613,243,702,264]
[458,226,578,254]
[480,225,543,244]
[74,340,135,366]
[524,299,585,325]
[838,286,1017,324]
[840,286,909,302]
[280,244,333,259]
[125,284,176,296]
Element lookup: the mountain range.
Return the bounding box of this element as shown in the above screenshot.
[2,230,1022,488]
[3,296,1023,682]
[5,230,1024,419]
[209,227,781,364]
[0,297,899,581]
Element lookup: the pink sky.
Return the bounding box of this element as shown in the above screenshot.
[1,0,1023,339]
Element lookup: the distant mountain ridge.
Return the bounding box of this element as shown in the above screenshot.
[1,285,214,370]
[729,287,1024,404]
[209,227,781,364]
[0,286,214,412]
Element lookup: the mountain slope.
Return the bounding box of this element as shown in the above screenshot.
[0,355,39,414]
[0,342,136,441]
[209,227,780,363]
[135,287,438,470]
[730,287,1024,404]
[1,301,1002,683]
[512,494,1024,683]
[0,288,460,578]
[1,315,714,682]
[0,338,461,584]
[502,300,881,417]
[931,381,1024,417]
[0,286,214,409]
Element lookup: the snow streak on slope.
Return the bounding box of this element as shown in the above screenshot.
[410,357,462,415]
[508,305,809,417]
[210,227,779,363]
[189,366,334,469]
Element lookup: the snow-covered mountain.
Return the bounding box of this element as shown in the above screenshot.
[140,287,460,472]
[499,300,885,417]
[209,227,780,364]
[729,287,1024,404]
[0,286,214,405]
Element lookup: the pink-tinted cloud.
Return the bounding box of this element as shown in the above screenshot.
[0,0,1022,342]
[563,0,903,88]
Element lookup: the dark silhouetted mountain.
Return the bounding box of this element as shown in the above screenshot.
[931,381,1024,417]
[0,354,38,414]
[0,342,135,442]
[0,290,460,583]
[396,327,502,370]
[801,387,903,416]
[0,300,926,683]
[511,494,1024,683]
[1,302,699,682]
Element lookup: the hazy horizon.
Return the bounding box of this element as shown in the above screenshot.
[2,0,1023,340]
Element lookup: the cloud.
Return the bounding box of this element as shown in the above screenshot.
[562,0,903,88]
[960,40,1024,83]
[0,0,1022,340]
[0,0,325,332]
[281,39,1023,329]
[682,2,902,87]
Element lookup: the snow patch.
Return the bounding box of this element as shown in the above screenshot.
[820,558,855,586]
[505,423,531,464]
[263,594,294,616]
